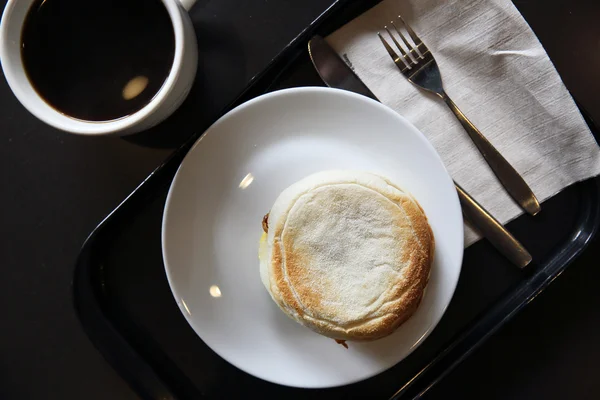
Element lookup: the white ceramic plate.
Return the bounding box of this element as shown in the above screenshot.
[162,87,463,388]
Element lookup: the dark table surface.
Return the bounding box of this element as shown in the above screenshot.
[1,0,599,399]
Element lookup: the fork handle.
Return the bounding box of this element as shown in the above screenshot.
[456,184,532,268]
[440,91,540,216]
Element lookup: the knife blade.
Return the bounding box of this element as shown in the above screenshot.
[308,36,377,101]
[308,35,531,268]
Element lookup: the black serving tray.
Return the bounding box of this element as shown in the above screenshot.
[73,0,600,398]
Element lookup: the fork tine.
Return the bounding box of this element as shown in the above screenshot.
[390,22,417,58]
[377,32,400,61]
[383,27,413,68]
[390,21,421,62]
[397,14,423,48]
[377,32,411,70]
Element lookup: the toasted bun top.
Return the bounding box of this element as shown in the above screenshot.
[260,171,434,341]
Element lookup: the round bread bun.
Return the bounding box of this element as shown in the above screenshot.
[259,170,434,342]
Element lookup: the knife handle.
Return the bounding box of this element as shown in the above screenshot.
[455,184,532,268]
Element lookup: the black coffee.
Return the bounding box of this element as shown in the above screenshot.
[21,0,175,121]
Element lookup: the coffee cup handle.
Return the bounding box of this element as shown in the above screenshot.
[177,0,198,11]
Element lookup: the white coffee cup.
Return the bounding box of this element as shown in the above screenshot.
[0,0,198,136]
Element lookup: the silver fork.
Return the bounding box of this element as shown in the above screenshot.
[378,16,540,216]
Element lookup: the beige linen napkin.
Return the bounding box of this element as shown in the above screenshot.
[326,0,600,246]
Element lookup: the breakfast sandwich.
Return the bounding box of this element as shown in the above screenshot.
[259,170,434,343]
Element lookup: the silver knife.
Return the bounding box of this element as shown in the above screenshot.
[308,35,532,268]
